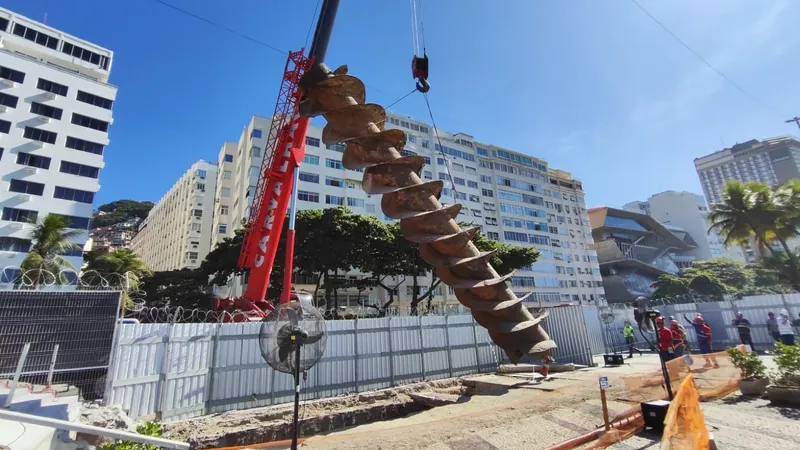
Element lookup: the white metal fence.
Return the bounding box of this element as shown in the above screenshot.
[105,314,500,421]
[584,293,800,354]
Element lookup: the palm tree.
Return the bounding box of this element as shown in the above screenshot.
[84,248,152,308]
[21,214,82,287]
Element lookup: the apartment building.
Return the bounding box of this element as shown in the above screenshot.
[211,142,237,246]
[695,136,800,205]
[623,191,747,263]
[131,161,217,271]
[0,8,116,269]
[214,113,605,307]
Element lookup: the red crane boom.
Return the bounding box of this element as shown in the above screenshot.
[236,50,312,315]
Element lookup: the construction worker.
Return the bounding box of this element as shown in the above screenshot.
[669,319,686,358]
[767,312,781,342]
[732,312,755,351]
[622,321,640,358]
[656,317,675,362]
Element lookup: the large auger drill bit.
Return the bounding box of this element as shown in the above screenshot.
[298,64,556,363]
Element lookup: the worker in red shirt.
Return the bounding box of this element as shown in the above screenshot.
[656,316,675,361]
[670,320,686,358]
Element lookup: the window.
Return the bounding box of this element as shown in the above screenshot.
[482,189,494,197]
[365,204,376,213]
[325,176,344,187]
[61,137,104,157]
[326,158,343,169]
[347,197,365,208]
[192,209,203,218]
[0,237,31,252]
[224,154,233,163]
[76,90,113,110]
[191,223,202,232]
[305,136,320,147]
[485,217,498,226]
[422,140,429,148]
[12,23,59,50]
[218,224,228,234]
[424,170,432,179]
[60,161,100,179]
[504,231,528,242]
[303,154,320,165]
[299,172,319,183]
[37,78,68,96]
[196,182,206,192]
[452,163,464,172]
[298,190,319,202]
[345,180,360,189]
[326,142,346,152]
[30,101,63,120]
[0,120,10,134]
[61,42,110,70]
[219,205,229,215]
[54,186,94,203]
[434,143,476,162]
[16,152,51,169]
[250,146,261,158]
[0,18,6,32]
[219,170,231,180]
[196,169,207,178]
[2,207,38,223]
[0,66,25,83]
[438,172,448,180]
[467,180,479,189]
[251,129,262,139]
[0,93,18,108]
[454,177,465,186]
[530,234,551,245]
[220,187,231,197]
[10,179,45,196]
[437,158,446,165]
[71,113,109,132]
[487,231,499,240]
[483,202,496,211]
[424,156,431,165]
[56,214,91,230]
[471,209,482,217]
[23,127,57,144]
[400,149,417,157]
[326,194,344,206]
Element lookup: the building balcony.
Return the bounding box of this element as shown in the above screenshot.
[594,239,679,275]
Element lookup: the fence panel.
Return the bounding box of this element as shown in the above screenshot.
[539,306,594,366]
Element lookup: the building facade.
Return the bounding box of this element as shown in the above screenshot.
[588,207,697,304]
[695,136,800,205]
[131,161,217,271]
[0,8,116,270]
[214,113,605,307]
[623,191,747,263]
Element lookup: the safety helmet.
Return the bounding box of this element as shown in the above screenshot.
[655,316,665,324]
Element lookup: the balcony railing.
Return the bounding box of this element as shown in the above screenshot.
[595,239,679,274]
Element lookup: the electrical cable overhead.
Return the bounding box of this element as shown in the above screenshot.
[305,0,323,50]
[153,0,286,54]
[629,0,784,118]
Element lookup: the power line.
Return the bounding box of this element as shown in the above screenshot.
[153,0,285,54]
[629,0,782,118]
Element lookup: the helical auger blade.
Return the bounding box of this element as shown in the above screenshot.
[298,64,556,363]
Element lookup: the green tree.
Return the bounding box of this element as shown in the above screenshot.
[91,200,153,229]
[199,229,247,286]
[21,214,82,286]
[351,220,403,316]
[140,269,215,311]
[651,274,690,299]
[84,249,152,308]
[682,258,751,291]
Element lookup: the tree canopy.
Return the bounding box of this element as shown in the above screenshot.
[91,200,154,229]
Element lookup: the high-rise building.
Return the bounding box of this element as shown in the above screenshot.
[623,191,747,263]
[695,136,800,205]
[131,161,217,271]
[211,142,238,246]
[0,8,116,269]
[588,207,697,304]
[214,114,605,307]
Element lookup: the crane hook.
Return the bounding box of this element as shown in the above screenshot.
[412,52,429,93]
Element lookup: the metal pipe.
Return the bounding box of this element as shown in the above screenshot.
[308,0,341,62]
[543,413,643,450]
[0,409,190,449]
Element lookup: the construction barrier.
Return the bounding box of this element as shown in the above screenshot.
[661,374,710,450]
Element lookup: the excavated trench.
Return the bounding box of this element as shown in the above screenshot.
[165,378,474,449]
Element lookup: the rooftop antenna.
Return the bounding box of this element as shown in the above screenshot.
[784,117,800,129]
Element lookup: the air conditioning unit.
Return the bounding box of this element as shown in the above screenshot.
[36,116,51,123]
[43,92,56,100]
[23,167,38,175]
[14,194,32,202]
[0,106,6,113]
[30,141,44,149]
[0,79,14,88]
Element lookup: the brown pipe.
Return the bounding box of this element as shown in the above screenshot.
[544,413,643,450]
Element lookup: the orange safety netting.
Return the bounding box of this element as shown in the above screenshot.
[661,374,709,450]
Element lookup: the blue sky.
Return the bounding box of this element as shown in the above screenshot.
[7,0,800,208]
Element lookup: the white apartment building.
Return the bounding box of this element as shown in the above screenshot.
[211,142,237,246]
[214,113,605,307]
[695,136,800,205]
[623,191,748,264]
[131,160,217,271]
[0,8,115,270]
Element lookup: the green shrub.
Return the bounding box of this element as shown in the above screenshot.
[98,422,163,450]
[772,342,800,387]
[726,346,766,381]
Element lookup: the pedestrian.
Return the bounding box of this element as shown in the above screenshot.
[778,310,796,346]
[656,316,675,362]
[670,320,686,358]
[684,313,718,368]
[622,321,641,358]
[766,312,781,342]
[732,312,755,351]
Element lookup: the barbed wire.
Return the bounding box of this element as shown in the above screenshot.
[0,266,135,290]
